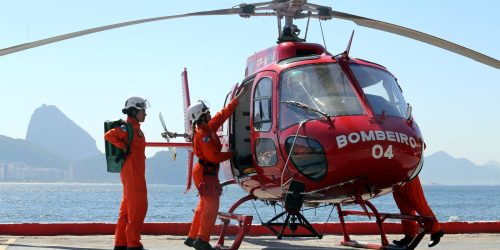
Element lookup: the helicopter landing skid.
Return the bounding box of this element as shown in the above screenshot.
[216,194,255,250]
[336,201,431,250]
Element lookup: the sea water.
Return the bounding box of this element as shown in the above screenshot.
[0,183,499,223]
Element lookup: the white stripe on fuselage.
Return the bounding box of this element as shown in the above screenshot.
[336,130,417,149]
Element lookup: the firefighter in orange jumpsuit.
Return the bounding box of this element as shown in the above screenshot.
[105,97,150,250]
[184,87,248,250]
[393,176,445,248]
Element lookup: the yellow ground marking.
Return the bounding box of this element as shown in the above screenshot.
[0,238,17,250]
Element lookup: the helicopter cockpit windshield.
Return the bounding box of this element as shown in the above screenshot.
[350,64,409,119]
[280,63,364,129]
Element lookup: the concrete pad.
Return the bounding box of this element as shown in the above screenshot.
[1,234,500,250]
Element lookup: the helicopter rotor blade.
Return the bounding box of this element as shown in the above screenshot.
[2,1,498,69]
[328,10,500,69]
[0,8,241,57]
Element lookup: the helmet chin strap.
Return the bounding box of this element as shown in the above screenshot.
[133,114,140,122]
[127,109,140,122]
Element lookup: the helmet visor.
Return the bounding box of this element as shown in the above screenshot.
[136,99,151,110]
[198,100,211,113]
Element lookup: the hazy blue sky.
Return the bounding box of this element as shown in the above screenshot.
[1,1,498,165]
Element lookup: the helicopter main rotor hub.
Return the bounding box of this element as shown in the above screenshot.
[234,0,334,43]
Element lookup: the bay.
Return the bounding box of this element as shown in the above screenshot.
[0,183,498,223]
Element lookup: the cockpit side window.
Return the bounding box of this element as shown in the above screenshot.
[253,77,273,132]
[350,64,408,118]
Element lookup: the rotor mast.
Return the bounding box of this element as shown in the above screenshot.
[278,15,304,43]
[239,0,330,43]
[276,0,312,43]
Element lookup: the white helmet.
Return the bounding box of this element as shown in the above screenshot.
[187,100,210,122]
[122,96,150,114]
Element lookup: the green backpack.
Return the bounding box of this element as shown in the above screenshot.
[104,119,133,173]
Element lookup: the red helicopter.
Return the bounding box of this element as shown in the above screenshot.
[1,1,499,250]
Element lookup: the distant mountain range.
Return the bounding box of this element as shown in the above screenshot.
[0,104,499,185]
[420,151,500,185]
[0,135,69,170]
[484,160,500,168]
[146,149,190,185]
[0,104,188,184]
[69,148,189,184]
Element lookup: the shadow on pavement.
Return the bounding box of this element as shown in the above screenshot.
[7,243,108,250]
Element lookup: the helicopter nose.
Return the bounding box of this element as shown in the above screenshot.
[280,117,424,194]
[326,123,424,189]
[283,136,328,181]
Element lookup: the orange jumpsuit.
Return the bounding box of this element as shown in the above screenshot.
[393,176,441,236]
[104,117,147,248]
[187,99,239,243]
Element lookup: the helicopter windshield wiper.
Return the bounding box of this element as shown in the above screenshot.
[282,100,332,122]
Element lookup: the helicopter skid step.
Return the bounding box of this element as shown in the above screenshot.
[215,195,255,250]
[336,201,429,250]
[216,212,253,250]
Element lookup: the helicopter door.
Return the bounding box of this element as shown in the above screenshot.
[220,85,240,181]
[229,78,253,177]
[251,72,281,177]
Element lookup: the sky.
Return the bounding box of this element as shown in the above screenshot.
[0,0,499,165]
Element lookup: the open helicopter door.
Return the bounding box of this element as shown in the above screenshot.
[220,74,256,181]
[220,82,240,181]
[225,77,254,179]
[217,81,256,250]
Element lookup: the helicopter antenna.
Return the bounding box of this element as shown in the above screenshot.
[304,11,311,41]
[277,15,282,41]
[319,19,327,52]
[343,30,355,59]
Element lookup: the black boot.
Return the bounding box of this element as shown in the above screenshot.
[184,237,195,247]
[126,246,144,250]
[113,246,127,250]
[393,235,413,247]
[428,230,445,247]
[193,237,216,250]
